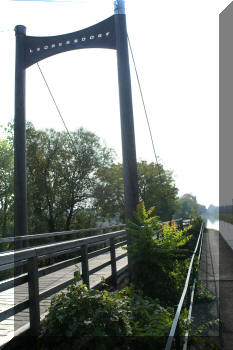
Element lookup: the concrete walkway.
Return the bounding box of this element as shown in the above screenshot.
[219,224,233,350]
[192,226,233,349]
[192,230,220,339]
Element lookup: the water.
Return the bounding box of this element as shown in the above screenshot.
[206,217,219,231]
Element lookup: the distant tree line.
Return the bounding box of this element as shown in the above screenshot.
[0,123,207,238]
[173,193,207,220]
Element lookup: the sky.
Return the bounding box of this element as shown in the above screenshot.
[0,0,230,209]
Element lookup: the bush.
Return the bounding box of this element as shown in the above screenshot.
[126,201,192,305]
[38,272,177,350]
[183,216,204,252]
[39,272,131,350]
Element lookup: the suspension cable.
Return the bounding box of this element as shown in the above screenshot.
[36,62,79,155]
[127,34,163,180]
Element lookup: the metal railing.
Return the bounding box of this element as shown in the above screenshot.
[165,223,204,350]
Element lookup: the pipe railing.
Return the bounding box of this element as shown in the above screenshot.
[165,223,205,350]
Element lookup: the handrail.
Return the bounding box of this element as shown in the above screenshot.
[0,230,126,266]
[165,223,204,350]
[0,227,128,338]
[0,224,126,244]
[0,219,188,245]
[0,218,190,344]
[182,224,204,350]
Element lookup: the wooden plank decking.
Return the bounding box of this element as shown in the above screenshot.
[0,245,127,347]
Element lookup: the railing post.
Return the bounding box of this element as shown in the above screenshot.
[110,237,117,289]
[28,255,40,336]
[49,236,55,265]
[180,218,184,230]
[81,244,89,288]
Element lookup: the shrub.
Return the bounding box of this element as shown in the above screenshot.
[126,201,192,305]
[38,272,177,350]
[39,272,132,350]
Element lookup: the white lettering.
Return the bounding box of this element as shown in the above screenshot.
[29,49,33,53]
[51,44,56,48]
[90,35,95,40]
[106,32,110,37]
[37,48,40,52]
[44,45,49,50]
[74,39,78,43]
[58,42,63,47]
[98,33,103,38]
[66,40,70,45]
[81,37,86,42]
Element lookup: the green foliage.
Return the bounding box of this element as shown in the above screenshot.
[93,163,125,221]
[38,205,215,350]
[194,282,217,303]
[93,161,179,222]
[39,284,131,349]
[38,272,177,350]
[174,193,207,219]
[126,201,192,305]
[0,125,14,237]
[137,161,179,221]
[26,123,115,234]
[183,216,205,251]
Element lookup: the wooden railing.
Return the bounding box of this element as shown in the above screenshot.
[0,224,127,338]
[0,218,189,344]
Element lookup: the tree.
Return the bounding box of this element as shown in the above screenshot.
[26,123,114,233]
[137,161,178,221]
[174,193,206,219]
[93,161,179,222]
[0,126,14,236]
[92,163,125,221]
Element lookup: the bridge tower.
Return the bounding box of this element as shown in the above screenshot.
[14,1,139,253]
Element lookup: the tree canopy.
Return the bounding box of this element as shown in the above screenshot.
[26,123,114,233]
[0,122,201,237]
[173,193,207,219]
[0,131,14,236]
[93,161,179,221]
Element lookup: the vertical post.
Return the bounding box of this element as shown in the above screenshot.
[28,256,40,336]
[14,25,28,250]
[114,1,139,222]
[180,218,184,230]
[114,0,139,279]
[110,237,117,289]
[81,244,89,288]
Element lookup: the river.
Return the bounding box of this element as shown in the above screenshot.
[206,217,219,231]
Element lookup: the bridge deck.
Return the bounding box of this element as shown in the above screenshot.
[0,246,127,347]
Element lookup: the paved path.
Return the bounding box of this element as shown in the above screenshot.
[192,230,220,338]
[219,223,233,350]
[0,246,127,348]
[192,227,233,349]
